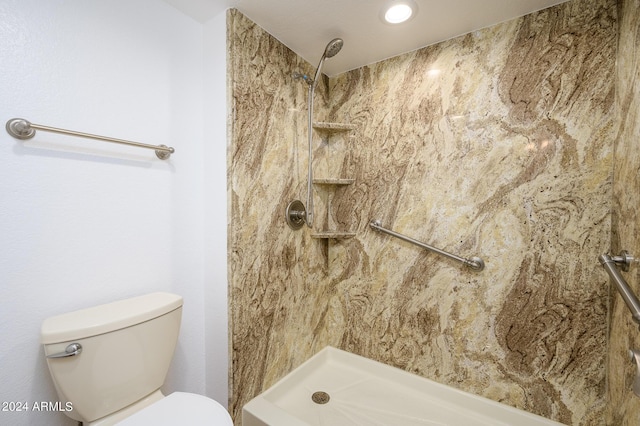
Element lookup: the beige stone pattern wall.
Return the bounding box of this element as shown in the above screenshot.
[227,9,328,421]
[228,0,617,424]
[608,0,640,424]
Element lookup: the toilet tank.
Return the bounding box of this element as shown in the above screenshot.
[40,292,183,423]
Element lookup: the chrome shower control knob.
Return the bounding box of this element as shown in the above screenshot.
[285,200,306,230]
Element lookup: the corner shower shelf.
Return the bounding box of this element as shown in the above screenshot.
[312,178,356,240]
[310,121,357,242]
[313,121,356,134]
[311,231,357,240]
[313,178,355,186]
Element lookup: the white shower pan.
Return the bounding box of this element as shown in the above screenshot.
[242,346,565,426]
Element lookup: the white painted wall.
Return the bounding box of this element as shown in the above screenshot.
[0,0,228,424]
[203,10,230,407]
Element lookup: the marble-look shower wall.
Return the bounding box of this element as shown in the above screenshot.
[228,0,616,424]
[227,9,330,422]
[608,0,640,424]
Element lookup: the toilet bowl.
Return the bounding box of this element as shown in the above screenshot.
[116,392,231,425]
[40,292,232,425]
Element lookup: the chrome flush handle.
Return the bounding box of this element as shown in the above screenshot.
[46,343,82,359]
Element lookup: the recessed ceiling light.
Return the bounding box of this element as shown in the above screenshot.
[382,1,417,24]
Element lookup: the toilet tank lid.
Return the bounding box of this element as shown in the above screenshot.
[41,292,183,344]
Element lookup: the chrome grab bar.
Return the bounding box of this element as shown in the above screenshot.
[629,349,640,397]
[599,251,640,327]
[369,220,485,271]
[46,343,82,359]
[6,118,174,160]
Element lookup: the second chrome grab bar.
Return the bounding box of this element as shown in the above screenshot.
[599,251,640,327]
[369,220,485,271]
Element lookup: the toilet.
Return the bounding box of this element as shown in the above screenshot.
[40,292,233,425]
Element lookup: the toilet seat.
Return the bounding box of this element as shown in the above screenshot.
[116,392,233,425]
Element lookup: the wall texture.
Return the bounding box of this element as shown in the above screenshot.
[227,9,322,417]
[229,0,616,424]
[608,0,640,424]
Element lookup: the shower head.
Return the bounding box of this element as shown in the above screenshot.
[312,38,344,89]
[323,38,343,59]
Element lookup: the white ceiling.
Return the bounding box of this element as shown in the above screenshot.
[163,0,568,76]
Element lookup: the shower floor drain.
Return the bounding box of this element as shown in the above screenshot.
[311,391,330,404]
